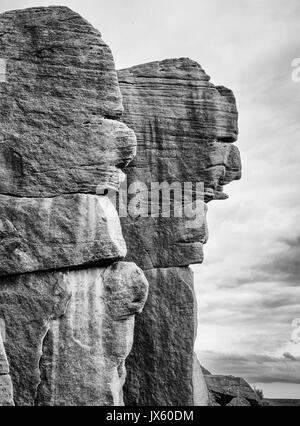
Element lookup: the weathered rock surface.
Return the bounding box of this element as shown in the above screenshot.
[118,58,241,270]
[0,6,148,407]
[0,330,14,406]
[118,59,241,193]
[0,262,148,406]
[118,59,241,406]
[120,206,208,269]
[0,194,126,276]
[0,6,242,407]
[0,375,14,406]
[0,6,136,197]
[124,267,207,406]
[204,375,262,406]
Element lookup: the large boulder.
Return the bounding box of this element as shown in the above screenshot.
[0,262,148,406]
[0,194,126,276]
[0,6,136,198]
[0,6,148,406]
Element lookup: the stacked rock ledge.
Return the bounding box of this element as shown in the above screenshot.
[0,6,148,406]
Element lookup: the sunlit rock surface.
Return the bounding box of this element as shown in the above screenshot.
[0,262,148,406]
[0,194,126,276]
[0,331,14,406]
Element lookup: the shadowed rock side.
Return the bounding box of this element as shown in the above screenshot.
[125,267,199,406]
[0,6,148,406]
[118,58,241,406]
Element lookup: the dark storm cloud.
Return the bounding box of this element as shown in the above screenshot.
[200,350,300,384]
[267,236,300,286]
[233,235,300,288]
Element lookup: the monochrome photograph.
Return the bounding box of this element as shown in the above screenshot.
[0,0,299,411]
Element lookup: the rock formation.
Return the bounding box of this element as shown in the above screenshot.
[0,6,242,406]
[0,6,148,406]
[118,59,241,405]
[204,375,262,406]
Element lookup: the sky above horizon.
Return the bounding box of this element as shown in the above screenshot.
[1,0,299,399]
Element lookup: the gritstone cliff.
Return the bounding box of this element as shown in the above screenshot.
[0,6,148,406]
[118,59,241,406]
[0,6,242,406]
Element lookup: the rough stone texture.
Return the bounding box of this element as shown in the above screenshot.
[118,59,241,406]
[205,375,262,406]
[0,194,126,276]
[0,6,242,407]
[124,267,207,406]
[118,59,241,192]
[0,330,14,406]
[118,58,241,269]
[0,262,148,406]
[0,6,136,197]
[0,375,14,406]
[119,202,208,269]
[0,6,148,407]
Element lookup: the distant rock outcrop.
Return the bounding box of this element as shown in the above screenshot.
[264,399,300,406]
[118,59,241,405]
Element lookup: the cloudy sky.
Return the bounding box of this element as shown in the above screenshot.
[1,0,299,399]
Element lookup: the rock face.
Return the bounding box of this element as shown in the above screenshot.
[0,330,14,406]
[0,6,242,407]
[118,59,241,405]
[125,267,204,406]
[0,194,126,276]
[0,262,148,406]
[118,59,241,269]
[0,6,148,406]
[0,6,136,198]
[204,375,262,406]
